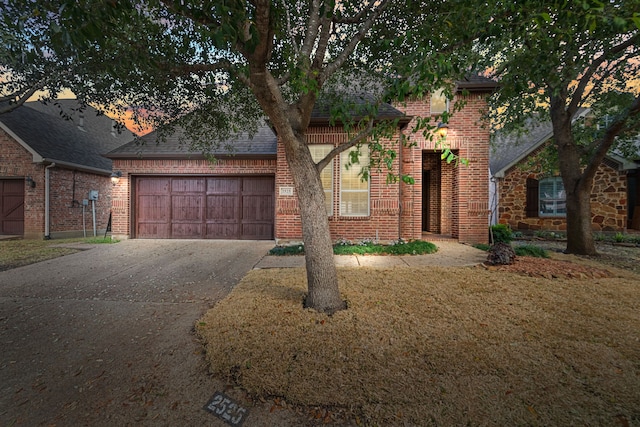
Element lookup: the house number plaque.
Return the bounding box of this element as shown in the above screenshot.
[204,391,248,426]
[279,186,294,196]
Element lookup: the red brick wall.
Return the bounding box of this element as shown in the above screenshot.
[275,127,402,243]
[48,168,112,237]
[1,128,112,238]
[497,157,627,232]
[109,93,492,244]
[111,157,277,239]
[397,93,491,244]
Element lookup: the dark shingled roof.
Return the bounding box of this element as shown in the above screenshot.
[489,108,638,177]
[309,94,411,126]
[456,75,499,92]
[490,119,554,177]
[106,124,277,159]
[0,100,134,173]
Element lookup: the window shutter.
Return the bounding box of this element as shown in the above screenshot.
[526,178,539,218]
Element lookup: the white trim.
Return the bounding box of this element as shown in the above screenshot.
[339,148,370,217]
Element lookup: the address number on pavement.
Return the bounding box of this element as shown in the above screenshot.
[204,391,248,426]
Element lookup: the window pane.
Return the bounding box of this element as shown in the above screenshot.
[539,177,566,216]
[340,148,369,216]
[430,89,449,115]
[309,144,333,216]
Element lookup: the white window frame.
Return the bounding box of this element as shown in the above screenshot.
[339,148,370,217]
[539,177,566,217]
[309,144,334,216]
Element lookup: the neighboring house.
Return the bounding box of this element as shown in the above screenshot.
[0,100,134,239]
[106,77,497,244]
[490,112,640,233]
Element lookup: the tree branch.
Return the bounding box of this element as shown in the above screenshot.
[319,0,390,84]
[568,34,640,114]
[583,94,640,181]
[299,0,322,61]
[316,120,375,172]
[0,84,41,114]
[160,0,221,29]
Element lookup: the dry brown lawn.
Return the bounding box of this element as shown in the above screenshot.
[197,261,640,426]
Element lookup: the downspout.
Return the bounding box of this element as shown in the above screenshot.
[44,163,56,239]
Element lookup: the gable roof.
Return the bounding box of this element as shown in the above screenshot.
[0,100,134,174]
[106,123,277,160]
[490,109,640,178]
[490,119,555,177]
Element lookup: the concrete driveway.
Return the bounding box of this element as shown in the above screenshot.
[0,239,281,426]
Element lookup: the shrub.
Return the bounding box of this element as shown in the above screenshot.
[384,240,437,255]
[514,244,548,258]
[269,245,305,256]
[486,242,516,265]
[490,224,513,244]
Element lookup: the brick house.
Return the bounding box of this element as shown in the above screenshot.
[106,78,496,244]
[0,100,134,239]
[490,113,640,233]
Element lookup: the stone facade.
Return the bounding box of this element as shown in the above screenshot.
[497,156,627,232]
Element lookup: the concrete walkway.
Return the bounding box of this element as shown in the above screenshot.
[254,241,487,269]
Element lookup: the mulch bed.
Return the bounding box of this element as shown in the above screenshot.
[487,256,616,279]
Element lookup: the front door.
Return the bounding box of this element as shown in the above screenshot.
[0,179,24,235]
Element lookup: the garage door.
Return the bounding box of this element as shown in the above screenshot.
[135,176,274,240]
[0,179,24,235]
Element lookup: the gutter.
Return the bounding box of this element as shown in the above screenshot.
[44,163,56,239]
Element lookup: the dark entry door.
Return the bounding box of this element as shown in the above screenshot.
[136,176,274,239]
[422,171,430,231]
[0,179,24,235]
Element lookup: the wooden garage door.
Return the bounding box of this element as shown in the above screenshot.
[0,179,24,235]
[136,176,274,240]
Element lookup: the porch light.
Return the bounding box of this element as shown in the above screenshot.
[111,171,122,185]
[437,122,449,138]
[25,176,36,188]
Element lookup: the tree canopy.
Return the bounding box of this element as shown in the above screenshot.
[0,0,483,312]
[474,0,640,254]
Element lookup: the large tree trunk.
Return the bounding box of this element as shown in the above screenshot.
[551,98,598,256]
[283,133,346,314]
[564,182,597,255]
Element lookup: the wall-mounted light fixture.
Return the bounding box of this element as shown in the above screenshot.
[437,122,449,138]
[110,171,122,186]
[25,176,36,188]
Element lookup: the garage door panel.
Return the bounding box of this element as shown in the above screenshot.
[172,178,205,193]
[207,195,239,221]
[172,223,204,238]
[137,223,171,238]
[207,177,240,194]
[243,195,274,221]
[136,176,273,239]
[138,195,170,221]
[243,177,273,193]
[206,223,240,239]
[138,178,170,194]
[172,195,203,221]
